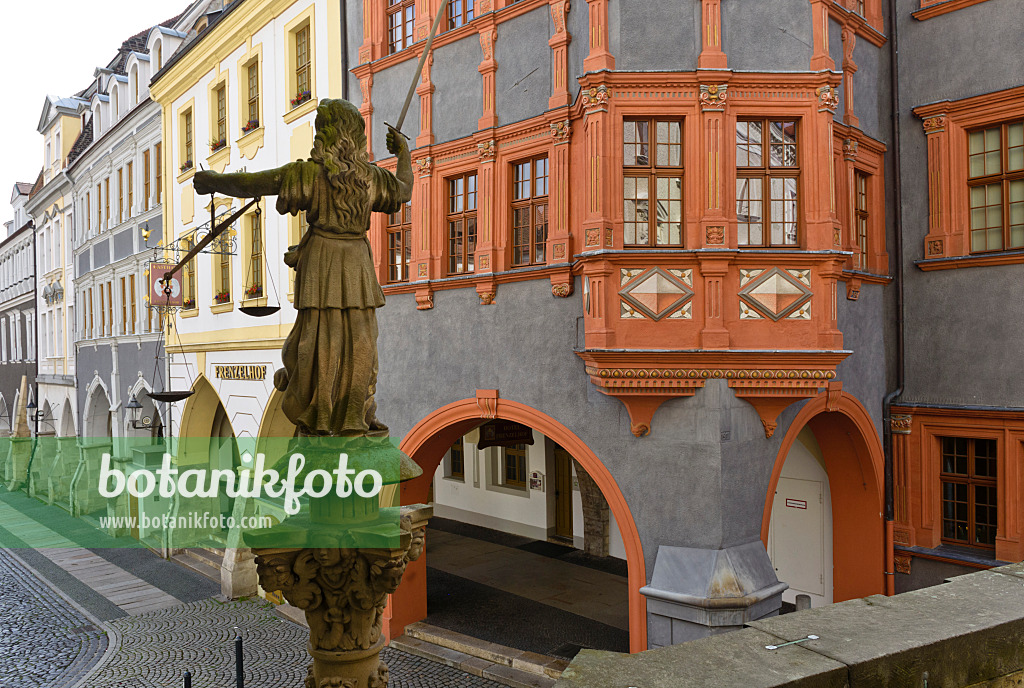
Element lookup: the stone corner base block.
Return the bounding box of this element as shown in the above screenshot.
[640,541,786,647]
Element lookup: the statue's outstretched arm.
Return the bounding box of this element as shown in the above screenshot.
[386,129,413,204]
[194,167,285,199]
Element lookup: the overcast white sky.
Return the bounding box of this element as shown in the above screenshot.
[0,3,184,226]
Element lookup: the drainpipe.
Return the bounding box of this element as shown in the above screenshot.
[882,0,905,597]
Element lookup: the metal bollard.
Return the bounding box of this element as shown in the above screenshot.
[183,669,191,688]
[795,594,812,611]
[235,628,244,688]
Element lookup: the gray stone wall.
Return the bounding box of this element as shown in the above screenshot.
[896,0,1024,408]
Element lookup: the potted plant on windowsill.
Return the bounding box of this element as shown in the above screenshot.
[242,119,260,134]
[290,90,312,109]
[210,138,227,153]
[245,284,263,299]
[182,297,196,310]
[214,290,231,304]
[180,160,193,174]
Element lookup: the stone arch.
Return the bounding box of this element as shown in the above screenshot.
[84,377,112,439]
[762,390,886,603]
[179,374,237,519]
[0,394,10,438]
[254,387,296,460]
[59,398,75,437]
[125,376,163,439]
[398,395,649,653]
[39,400,56,437]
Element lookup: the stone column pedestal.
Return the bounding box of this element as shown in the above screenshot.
[640,540,787,647]
[251,503,432,688]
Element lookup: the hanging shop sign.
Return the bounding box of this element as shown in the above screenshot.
[214,364,268,381]
[149,263,183,307]
[477,419,535,449]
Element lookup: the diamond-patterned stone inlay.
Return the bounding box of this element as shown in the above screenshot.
[738,267,813,321]
[619,267,694,321]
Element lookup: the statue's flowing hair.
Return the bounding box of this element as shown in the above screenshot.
[309,99,373,227]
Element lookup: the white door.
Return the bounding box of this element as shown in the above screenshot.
[768,430,833,606]
[770,477,824,598]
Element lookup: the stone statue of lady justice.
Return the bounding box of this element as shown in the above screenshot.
[195,99,430,688]
[195,98,411,439]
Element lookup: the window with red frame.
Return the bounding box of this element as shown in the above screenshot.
[447,173,477,275]
[967,120,1024,253]
[511,156,548,266]
[447,0,474,29]
[736,119,799,247]
[387,201,412,283]
[623,119,683,247]
[940,437,997,550]
[855,171,869,269]
[388,0,415,54]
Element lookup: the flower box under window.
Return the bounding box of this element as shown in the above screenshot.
[245,284,263,298]
[180,161,194,174]
[210,139,227,153]
[290,91,312,109]
[214,291,231,304]
[242,119,260,134]
[182,298,196,310]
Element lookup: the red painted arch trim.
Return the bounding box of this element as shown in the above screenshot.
[761,390,887,600]
[401,397,649,652]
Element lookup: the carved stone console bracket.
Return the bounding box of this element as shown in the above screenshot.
[578,351,847,438]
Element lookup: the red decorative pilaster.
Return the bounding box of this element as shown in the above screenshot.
[809,0,835,71]
[548,0,572,109]
[415,0,433,41]
[842,136,859,265]
[357,71,374,161]
[810,84,841,250]
[698,256,730,349]
[580,83,614,252]
[478,25,498,130]
[583,0,614,72]
[416,53,435,148]
[548,119,573,293]
[922,114,952,257]
[475,137,498,289]
[359,0,383,64]
[699,84,729,248]
[841,27,859,128]
[413,155,433,285]
[698,0,727,69]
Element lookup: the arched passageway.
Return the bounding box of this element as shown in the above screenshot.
[394,396,648,654]
[763,391,886,604]
[179,375,238,524]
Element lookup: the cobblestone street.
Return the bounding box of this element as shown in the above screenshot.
[0,546,507,688]
[0,549,107,688]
